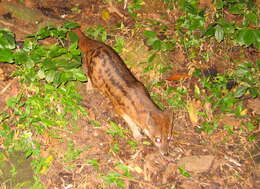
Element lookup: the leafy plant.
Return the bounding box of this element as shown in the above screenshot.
[103,172,125,188]
[202,0,259,48]
[0,23,87,186]
[177,0,205,31]
[204,21,260,49]
[102,163,132,188]
[214,0,257,16]
[106,121,127,137]
[236,28,260,49]
[166,87,188,109]
[113,36,125,53]
[193,59,259,124]
[85,25,108,42]
[63,141,83,162]
[224,125,234,135]
[90,120,102,127]
[85,159,100,169]
[127,140,138,149]
[0,30,16,63]
[233,61,260,98]
[175,0,205,50]
[143,30,175,51]
[204,19,236,43]
[116,163,133,178]
[198,121,218,134]
[112,143,120,153]
[127,0,143,18]
[31,155,53,175]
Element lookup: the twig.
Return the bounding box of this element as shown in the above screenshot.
[0,79,16,95]
[108,1,125,18]
[118,176,159,189]
[124,0,128,9]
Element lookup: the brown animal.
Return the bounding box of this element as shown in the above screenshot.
[73,28,172,155]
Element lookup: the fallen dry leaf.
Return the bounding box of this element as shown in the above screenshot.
[101,10,110,21]
[186,100,202,126]
[166,73,190,81]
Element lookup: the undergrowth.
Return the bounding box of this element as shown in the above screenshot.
[0,22,86,187]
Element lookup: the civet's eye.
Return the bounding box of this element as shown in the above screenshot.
[167,136,172,141]
[155,137,161,143]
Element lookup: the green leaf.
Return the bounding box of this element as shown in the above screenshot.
[46,70,56,83]
[215,25,224,43]
[85,159,99,168]
[113,37,124,53]
[253,29,260,49]
[71,69,87,81]
[36,27,52,40]
[237,28,256,47]
[53,71,62,87]
[23,40,35,51]
[69,31,79,44]
[143,30,157,38]
[69,42,81,55]
[215,0,224,9]
[244,13,258,26]
[228,3,246,15]
[146,37,157,46]
[161,40,175,51]
[203,24,216,37]
[60,71,74,83]
[25,58,35,69]
[101,30,107,42]
[178,167,191,178]
[242,29,255,46]
[6,97,19,108]
[235,68,248,77]
[148,54,156,62]
[42,59,56,70]
[0,30,16,49]
[49,46,67,58]
[234,86,248,98]
[152,40,162,50]
[54,59,81,70]
[41,118,57,127]
[0,49,13,63]
[63,22,80,29]
[37,70,45,79]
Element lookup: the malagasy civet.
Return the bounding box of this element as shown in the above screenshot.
[73,28,172,155]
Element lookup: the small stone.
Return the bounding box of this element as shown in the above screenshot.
[177,155,215,173]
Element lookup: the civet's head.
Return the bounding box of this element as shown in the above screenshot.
[144,111,173,155]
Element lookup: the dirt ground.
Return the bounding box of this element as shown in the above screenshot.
[0,0,259,189]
